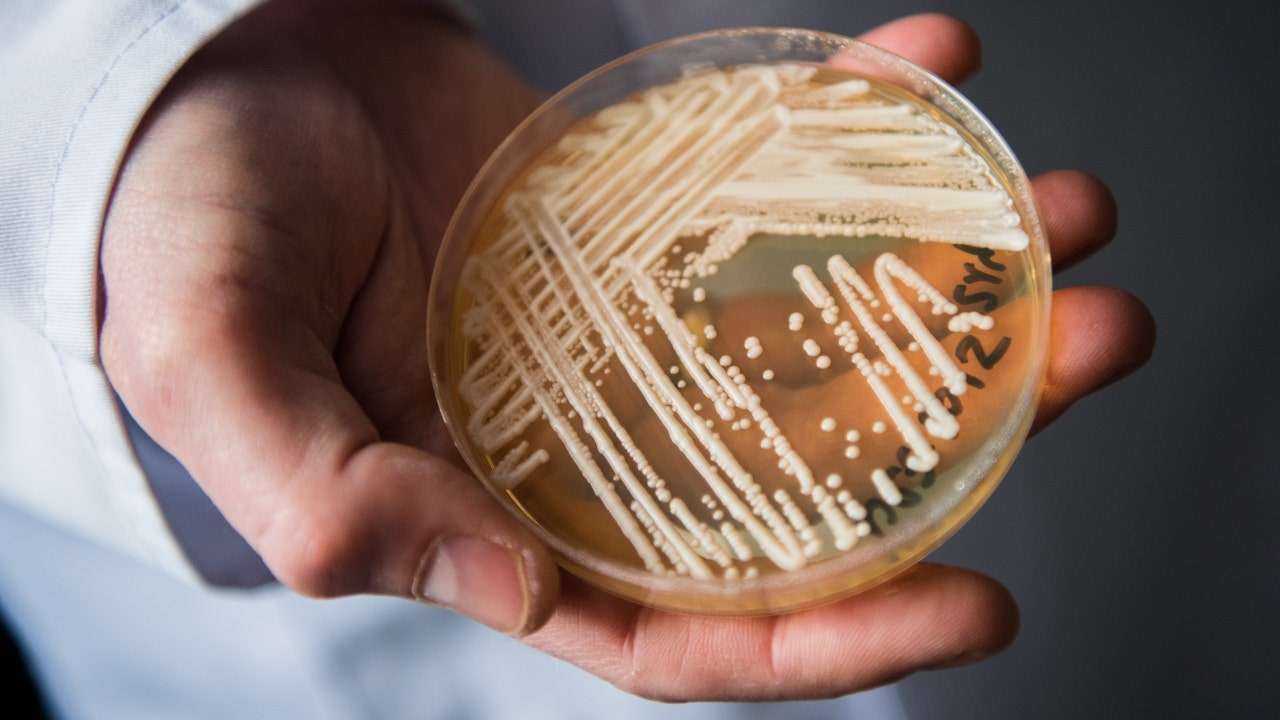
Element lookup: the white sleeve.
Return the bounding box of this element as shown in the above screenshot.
[0,0,266,583]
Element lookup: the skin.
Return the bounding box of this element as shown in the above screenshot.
[99,0,1155,702]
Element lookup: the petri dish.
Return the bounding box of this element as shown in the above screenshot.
[427,28,1051,614]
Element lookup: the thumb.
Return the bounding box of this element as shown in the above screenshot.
[100,219,559,639]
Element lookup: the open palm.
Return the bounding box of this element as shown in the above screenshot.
[101,1,1153,701]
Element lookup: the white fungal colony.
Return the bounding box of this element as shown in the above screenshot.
[453,64,1029,580]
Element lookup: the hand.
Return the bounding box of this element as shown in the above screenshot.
[100,1,1154,702]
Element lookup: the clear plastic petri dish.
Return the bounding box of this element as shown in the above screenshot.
[428,28,1051,614]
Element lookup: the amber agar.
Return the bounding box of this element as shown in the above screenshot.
[427,28,1051,614]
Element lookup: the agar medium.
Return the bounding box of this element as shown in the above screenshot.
[427,28,1050,614]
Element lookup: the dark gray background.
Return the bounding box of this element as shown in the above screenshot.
[469,0,1280,717]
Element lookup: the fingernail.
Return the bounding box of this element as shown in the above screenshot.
[414,536,531,635]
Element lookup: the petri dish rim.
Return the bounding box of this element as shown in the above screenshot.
[427,27,1052,615]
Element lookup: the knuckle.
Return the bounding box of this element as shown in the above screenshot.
[265,512,373,598]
